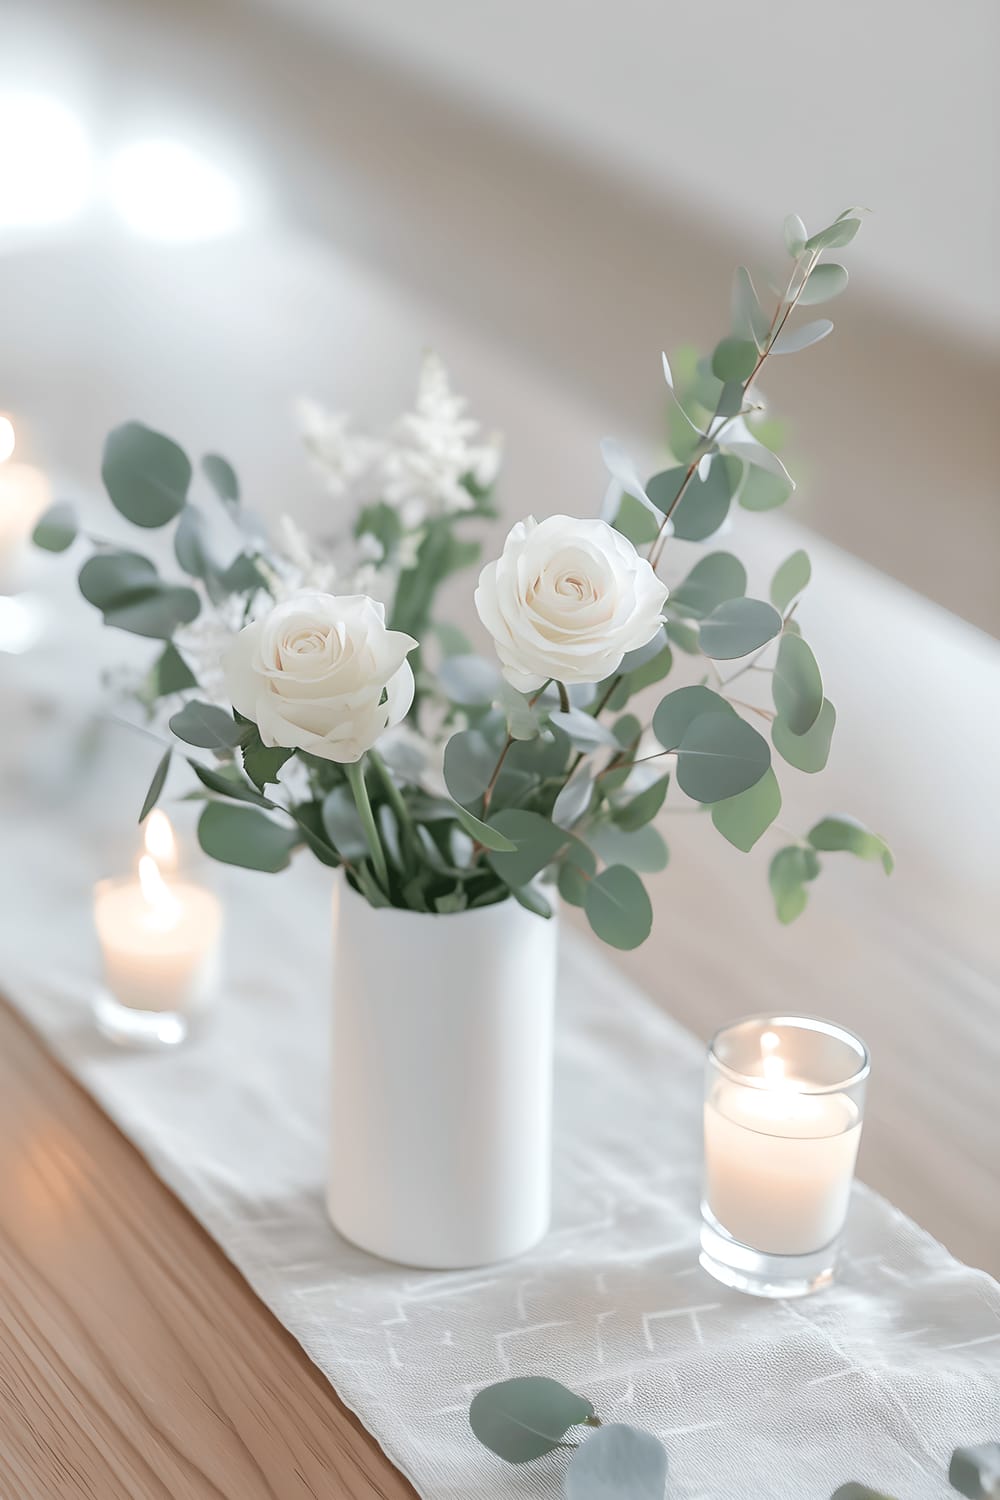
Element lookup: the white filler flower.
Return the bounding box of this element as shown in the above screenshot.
[475,515,668,691]
[223,591,417,763]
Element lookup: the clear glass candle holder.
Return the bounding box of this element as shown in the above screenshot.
[93,872,222,1049]
[701,1014,869,1299]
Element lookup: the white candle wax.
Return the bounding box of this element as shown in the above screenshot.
[704,1077,862,1255]
[94,826,222,1015]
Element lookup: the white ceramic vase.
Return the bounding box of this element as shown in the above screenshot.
[328,875,557,1269]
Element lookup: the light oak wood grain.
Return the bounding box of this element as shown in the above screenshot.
[0,997,415,1500]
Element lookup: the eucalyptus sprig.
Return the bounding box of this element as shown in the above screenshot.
[34,213,893,945]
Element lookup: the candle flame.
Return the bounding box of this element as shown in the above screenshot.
[761,1030,786,1086]
[0,415,14,465]
[138,852,181,928]
[144,808,178,871]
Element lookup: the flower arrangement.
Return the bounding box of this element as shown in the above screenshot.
[35,208,891,950]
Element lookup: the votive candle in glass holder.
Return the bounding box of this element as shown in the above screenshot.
[701,1014,869,1299]
[93,811,222,1048]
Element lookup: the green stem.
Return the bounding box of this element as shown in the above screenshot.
[345,758,390,893]
[557,680,571,713]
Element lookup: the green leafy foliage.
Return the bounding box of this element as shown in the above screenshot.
[671,455,742,542]
[79,550,200,640]
[32,501,77,552]
[771,318,834,356]
[138,749,171,822]
[671,553,747,618]
[169,700,245,751]
[675,712,771,802]
[584,865,653,949]
[769,844,821,923]
[613,492,660,546]
[450,802,517,852]
[806,217,862,251]
[738,464,794,511]
[151,643,198,696]
[807,816,893,873]
[565,1423,668,1500]
[949,1442,1000,1498]
[101,421,191,527]
[197,802,299,872]
[770,549,811,610]
[800,262,849,305]
[486,810,567,888]
[201,452,240,505]
[613,775,669,832]
[711,768,781,851]
[188,759,275,808]
[772,634,823,734]
[468,1377,594,1464]
[653,685,734,750]
[589,821,668,874]
[711,337,757,383]
[773,698,837,772]
[698,598,782,659]
[732,266,770,347]
[444,729,497,805]
[241,731,292,791]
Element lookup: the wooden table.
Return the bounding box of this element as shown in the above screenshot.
[0,1000,414,1500]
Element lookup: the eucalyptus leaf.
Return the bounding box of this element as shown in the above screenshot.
[103,585,200,640]
[79,549,200,640]
[322,785,370,859]
[549,708,619,751]
[138,749,171,823]
[722,440,795,492]
[438,653,502,706]
[711,767,781,851]
[188,759,275,808]
[784,213,807,256]
[169,700,245,751]
[807,815,893,873]
[585,866,653,950]
[102,421,191,527]
[291,803,341,867]
[613,775,669,832]
[671,455,742,542]
[676,712,771,802]
[770,549,811,610]
[589,822,668,874]
[564,1422,668,1500]
[614,492,661,546]
[773,698,837,772]
[173,504,220,581]
[600,438,651,508]
[197,802,298,872]
[799,262,849,305]
[242,735,292,791]
[732,266,770,348]
[738,464,794,511]
[443,729,497,805]
[949,1442,1000,1498]
[553,771,595,830]
[671,553,747,618]
[771,318,834,356]
[712,336,757,383]
[450,801,517,852]
[558,859,589,907]
[511,882,554,918]
[653,685,733,750]
[32,500,77,552]
[770,843,821,923]
[468,1376,594,1464]
[201,452,240,505]
[151,642,197,696]
[486,810,568,888]
[805,217,861,251]
[773,633,823,735]
[699,598,782,659]
[622,643,673,695]
[715,379,745,417]
[434,889,469,914]
[664,619,700,654]
[499,682,543,741]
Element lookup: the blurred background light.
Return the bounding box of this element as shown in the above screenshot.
[0,92,93,229]
[107,138,247,241]
[0,416,16,464]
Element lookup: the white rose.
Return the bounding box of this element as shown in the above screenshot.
[222,591,417,764]
[474,515,668,691]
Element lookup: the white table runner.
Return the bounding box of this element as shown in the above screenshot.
[2,706,999,1499]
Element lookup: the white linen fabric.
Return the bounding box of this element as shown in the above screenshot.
[1,711,998,1499]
